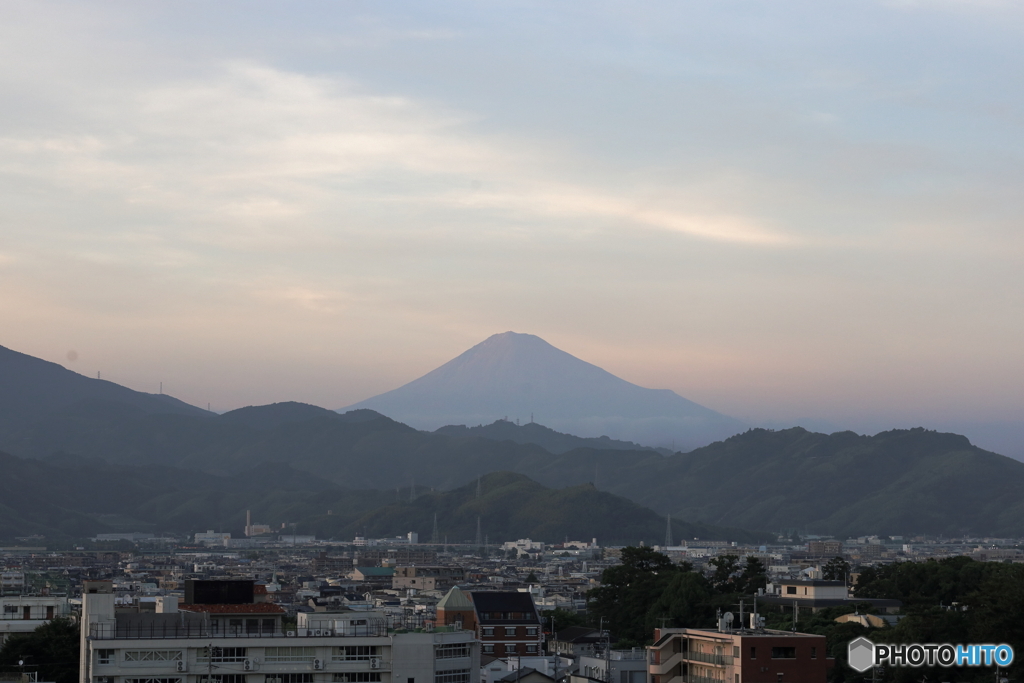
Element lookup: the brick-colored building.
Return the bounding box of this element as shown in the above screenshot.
[436,588,543,658]
[649,627,832,683]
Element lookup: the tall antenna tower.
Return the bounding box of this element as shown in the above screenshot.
[475,516,482,549]
[665,514,673,547]
[431,513,439,544]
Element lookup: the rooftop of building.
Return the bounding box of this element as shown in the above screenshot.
[179,602,285,614]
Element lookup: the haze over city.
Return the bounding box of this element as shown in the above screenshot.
[2,1,1023,449]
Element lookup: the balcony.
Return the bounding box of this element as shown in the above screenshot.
[682,651,733,666]
[684,675,724,683]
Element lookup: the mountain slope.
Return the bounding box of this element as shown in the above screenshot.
[0,344,208,453]
[434,419,672,455]
[342,332,745,450]
[292,471,762,545]
[0,451,758,545]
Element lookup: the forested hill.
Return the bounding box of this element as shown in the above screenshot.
[433,419,671,455]
[0,452,760,545]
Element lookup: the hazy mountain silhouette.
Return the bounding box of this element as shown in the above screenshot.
[0,344,208,452]
[342,332,746,450]
[435,419,673,455]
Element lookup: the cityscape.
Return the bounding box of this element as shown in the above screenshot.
[2,3,1023,683]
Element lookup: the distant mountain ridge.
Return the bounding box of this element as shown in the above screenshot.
[0,451,759,545]
[343,332,746,450]
[0,343,207,453]
[4,342,1024,537]
[434,419,673,455]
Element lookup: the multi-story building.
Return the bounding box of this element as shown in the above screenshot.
[79,580,479,683]
[760,580,900,614]
[435,589,542,658]
[392,568,465,592]
[805,542,842,558]
[0,595,73,647]
[649,626,831,683]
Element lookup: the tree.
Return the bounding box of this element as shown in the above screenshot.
[707,554,740,593]
[541,608,588,633]
[588,546,683,645]
[0,618,79,683]
[740,556,767,594]
[821,557,850,581]
[647,572,714,632]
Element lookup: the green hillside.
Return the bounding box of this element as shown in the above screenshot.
[0,452,758,544]
[286,471,760,545]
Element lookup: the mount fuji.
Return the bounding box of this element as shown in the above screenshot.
[341,332,746,450]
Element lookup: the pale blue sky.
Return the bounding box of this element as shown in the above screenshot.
[1,1,1023,442]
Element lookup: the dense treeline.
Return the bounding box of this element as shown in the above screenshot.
[588,550,1024,683]
[586,546,768,646]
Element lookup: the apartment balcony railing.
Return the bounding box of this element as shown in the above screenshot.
[682,651,733,666]
[684,675,725,683]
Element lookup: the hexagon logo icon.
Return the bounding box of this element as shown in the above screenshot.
[848,637,876,672]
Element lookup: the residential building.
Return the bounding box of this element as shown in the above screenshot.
[805,542,842,558]
[547,628,602,658]
[760,580,901,613]
[0,595,72,647]
[578,650,647,683]
[649,627,831,683]
[436,589,542,658]
[392,568,466,592]
[79,580,479,683]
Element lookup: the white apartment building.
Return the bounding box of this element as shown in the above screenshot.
[79,581,479,683]
[0,594,73,647]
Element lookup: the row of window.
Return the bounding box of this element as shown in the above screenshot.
[101,644,472,666]
[480,627,537,637]
[435,670,471,683]
[99,675,383,683]
[481,645,537,655]
[433,645,469,660]
[747,647,815,660]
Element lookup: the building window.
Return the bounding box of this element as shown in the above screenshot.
[505,627,517,637]
[97,650,116,665]
[811,647,817,659]
[125,651,183,663]
[435,670,471,683]
[771,648,796,659]
[265,648,316,663]
[750,648,756,660]
[332,675,382,683]
[436,644,470,659]
[733,647,739,659]
[526,628,537,636]
[262,619,276,634]
[334,646,379,661]
[803,588,808,595]
[504,645,516,655]
[199,648,247,663]
[525,645,537,654]
[482,628,494,637]
[2,606,16,614]
[482,645,495,654]
[786,587,796,595]
[277,676,314,683]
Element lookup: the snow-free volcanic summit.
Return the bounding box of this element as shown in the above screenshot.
[342,332,745,450]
